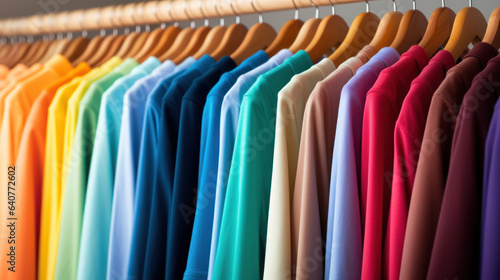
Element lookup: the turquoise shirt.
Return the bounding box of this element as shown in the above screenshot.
[54,58,139,280]
[76,57,160,280]
[213,51,312,280]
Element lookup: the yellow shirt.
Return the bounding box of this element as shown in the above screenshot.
[62,56,122,192]
[37,56,121,280]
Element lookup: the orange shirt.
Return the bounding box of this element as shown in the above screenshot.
[5,63,90,280]
[0,64,28,88]
[0,54,73,278]
[0,64,9,79]
[0,64,42,129]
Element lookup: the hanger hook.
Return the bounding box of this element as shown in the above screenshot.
[214,0,224,26]
[469,0,472,7]
[153,1,166,29]
[167,0,178,27]
[229,0,241,24]
[184,0,195,28]
[64,13,73,39]
[250,0,263,24]
[96,9,106,37]
[392,0,397,12]
[291,0,299,19]
[108,6,118,35]
[309,0,319,19]
[139,2,150,32]
[328,0,336,15]
[132,3,142,33]
[441,0,445,7]
[77,11,87,37]
[365,0,370,13]
[200,0,209,26]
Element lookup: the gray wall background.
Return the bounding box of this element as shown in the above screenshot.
[0,0,498,34]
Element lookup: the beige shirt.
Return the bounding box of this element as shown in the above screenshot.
[292,57,362,280]
[264,58,336,280]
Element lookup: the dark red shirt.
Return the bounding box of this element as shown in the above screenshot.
[428,52,500,280]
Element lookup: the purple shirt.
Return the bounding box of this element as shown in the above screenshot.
[326,47,400,280]
[482,76,500,279]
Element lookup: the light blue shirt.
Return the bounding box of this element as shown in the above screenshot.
[207,49,292,280]
[325,47,400,280]
[77,57,160,280]
[105,59,186,280]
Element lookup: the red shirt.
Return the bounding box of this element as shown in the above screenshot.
[361,45,429,280]
[387,50,455,280]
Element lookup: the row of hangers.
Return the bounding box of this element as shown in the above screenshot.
[0,0,499,71]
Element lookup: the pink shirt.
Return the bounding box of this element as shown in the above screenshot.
[361,45,429,280]
[293,57,362,279]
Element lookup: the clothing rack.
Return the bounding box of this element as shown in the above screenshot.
[0,0,373,37]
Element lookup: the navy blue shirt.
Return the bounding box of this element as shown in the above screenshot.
[162,56,236,280]
[141,55,219,279]
[127,57,199,279]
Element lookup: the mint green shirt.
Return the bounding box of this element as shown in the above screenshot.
[76,57,160,280]
[213,51,312,280]
[54,58,139,280]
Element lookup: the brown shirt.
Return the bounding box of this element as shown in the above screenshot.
[400,43,498,280]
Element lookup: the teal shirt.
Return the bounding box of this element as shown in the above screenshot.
[213,51,312,280]
[55,58,139,280]
[76,57,160,280]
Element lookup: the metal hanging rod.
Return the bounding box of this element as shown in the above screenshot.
[0,0,374,37]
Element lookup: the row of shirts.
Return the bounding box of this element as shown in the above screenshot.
[0,40,499,280]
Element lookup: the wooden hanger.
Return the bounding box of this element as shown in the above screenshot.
[483,7,500,49]
[73,35,104,65]
[266,0,305,56]
[159,27,196,62]
[62,36,90,63]
[133,26,164,61]
[193,25,227,59]
[329,7,380,66]
[86,33,118,67]
[210,23,248,61]
[370,9,403,51]
[18,40,43,65]
[6,42,32,68]
[230,22,276,65]
[114,31,142,59]
[135,26,177,62]
[389,8,427,54]
[173,25,211,64]
[230,1,276,65]
[304,14,349,63]
[265,19,303,57]
[418,6,455,58]
[0,44,12,64]
[288,18,321,53]
[171,0,212,64]
[95,34,126,66]
[125,31,151,59]
[26,39,52,66]
[444,7,487,61]
[287,0,323,54]
[138,25,182,62]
